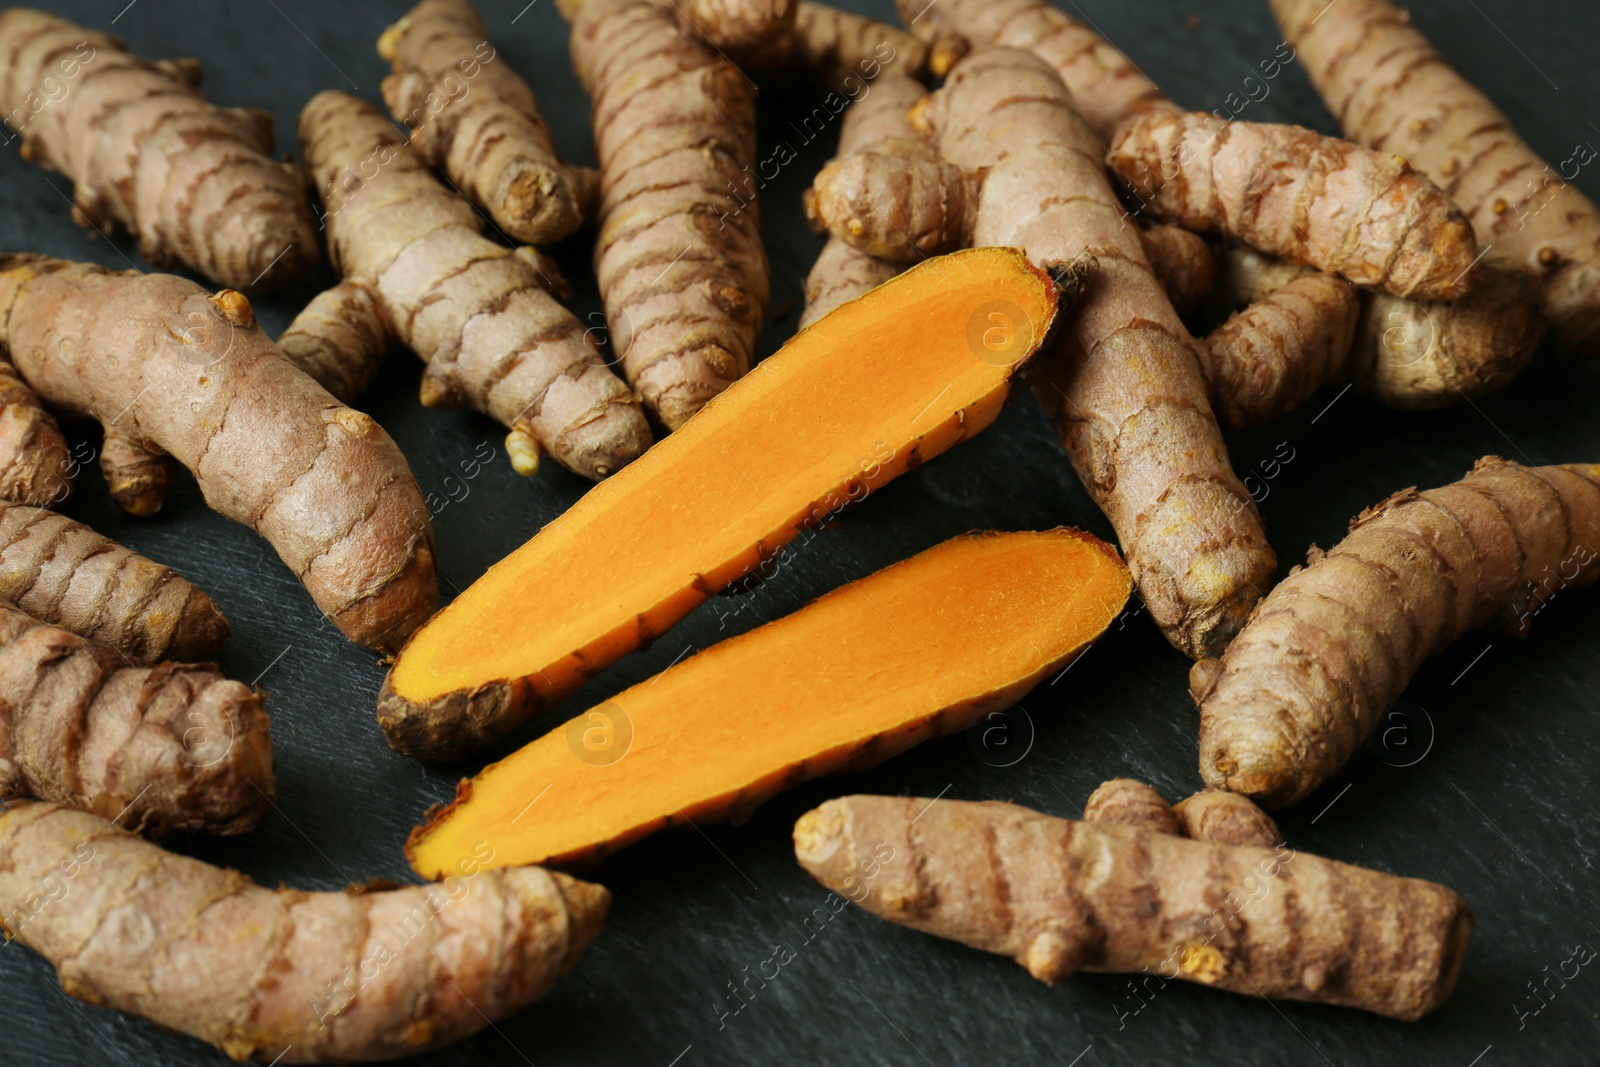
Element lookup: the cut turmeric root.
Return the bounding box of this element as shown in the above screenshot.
[409,529,1131,875]
[381,247,1077,760]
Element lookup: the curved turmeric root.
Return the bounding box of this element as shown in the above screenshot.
[0,602,271,837]
[380,247,1077,759]
[0,359,70,506]
[1195,457,1600,808]
[796,794,1470,1020]
[1273,0,1600,353]
[409,528,1130,873]
[0,802,609,1063]
[0,9,317,291]
[0,255,437,652]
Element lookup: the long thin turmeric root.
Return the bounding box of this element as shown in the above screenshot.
[288,91,651,481]
[1195,457,1600,808]
[1273,0,1600,353]
[565,0,770,430]
[379,0,592,244]
[921,48,1274,658]
[796,794,1470,1020]
[380,247,1077,759]
[0,9,317,291]
[0,602,271,836]
[0,359,70,506]
[0,501,228,663]
[0,802,608,1063]
[409,529,1130,874]
[0,255,437,652]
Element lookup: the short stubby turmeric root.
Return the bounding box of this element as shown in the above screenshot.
[0,359,70,506]
[1086,778,1281,848]
[0,9,317,291]
[0,255,437,652]
[795,794,1471,1020]
[1273,0,1600,354]
[566,0,770,430]
[1084,778,1181,836]
[380,248,1075,759]
[0,802,609,1063]
[1195,458,1600,808]
[0,603,271,836]
[408,529,1131,873]
[379,0,591,244]
[0,501,228,663]
[923,48,1274,658]
[677,0,797,50]
[291,91,651,481]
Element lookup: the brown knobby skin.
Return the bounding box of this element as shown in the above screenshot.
[1083,778,1181,836]
[796,795,1471,1020]
[0,255,437,652]
[677,0,797,50]
[285,91,651,481]
[0,9,317,291]
[1137,223,1216,318]
[0,359,70,506]
[0,802,609,1063]
[0,501,229,663]
[564,0,770,430]
[920,48,1274,659]
[1273,0,1599,354]
[892,0,1477,301]
[736,1,940,85]
[1195,458,1600,808]
[379,0,592,244]
[0,603,271,837]
[1172,789,1282,848]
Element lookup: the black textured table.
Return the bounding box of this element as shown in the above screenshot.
[3,2,1598,1064]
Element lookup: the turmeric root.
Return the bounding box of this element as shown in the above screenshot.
[0,602,271,836]
[0,9,317,291]
[378,0,592,244]
[289,91,651,480]
[408,529,1131,874]
[1137,223,1215,318]
[565,0,770,430]
[0,501,228,663]
[276,280,391,405]
[922,48,1274,658]
[795,794,1471,1020]
[739,3,944,87]
[1273,0,1600,354]
[677,0,797,50]
[1173,789,1282,849]
[1084,778,1181,836]
[0,359,70,506]
[0,255,437,652]
[380,247,1076,759]
[1195,457,1600,808]
[894,0,1478,300]
[0,802,608,1063]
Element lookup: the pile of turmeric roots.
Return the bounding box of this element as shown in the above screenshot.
[0,0,1596,1060]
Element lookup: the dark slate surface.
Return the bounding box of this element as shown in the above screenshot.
[2,1,1598,1064]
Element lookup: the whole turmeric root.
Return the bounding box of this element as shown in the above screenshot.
[0,9,317,291]
[1273,0,1600,354]
[922,48,1275,658]
[0,256,437,652]
[1195,457,1600,808]
[0,802,609,1063]
[0,501,228,663]
[286,91,651,481]
[565,0,770,430]
[0,359,70,506]
[796,794,1470,1020]
[379,0,593,244]
[0,602,271,836]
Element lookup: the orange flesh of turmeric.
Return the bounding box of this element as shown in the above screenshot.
[408,529,1131,875]
[381,247,1064,759]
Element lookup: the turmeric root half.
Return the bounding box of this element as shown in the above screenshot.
[0,601,271,837]
[0,9,317,291]
[795,794,1470,1020]
[379,0,593,245]
[1195,457,1600,808]
[0,501,228,663]
[409,528,1131,874]
[380,247,1077,760]
[0,256,437,652]
[0,801,608,1063]
[1273,0,1600,353]
[0,359,70,506]
[288,91,650,481]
